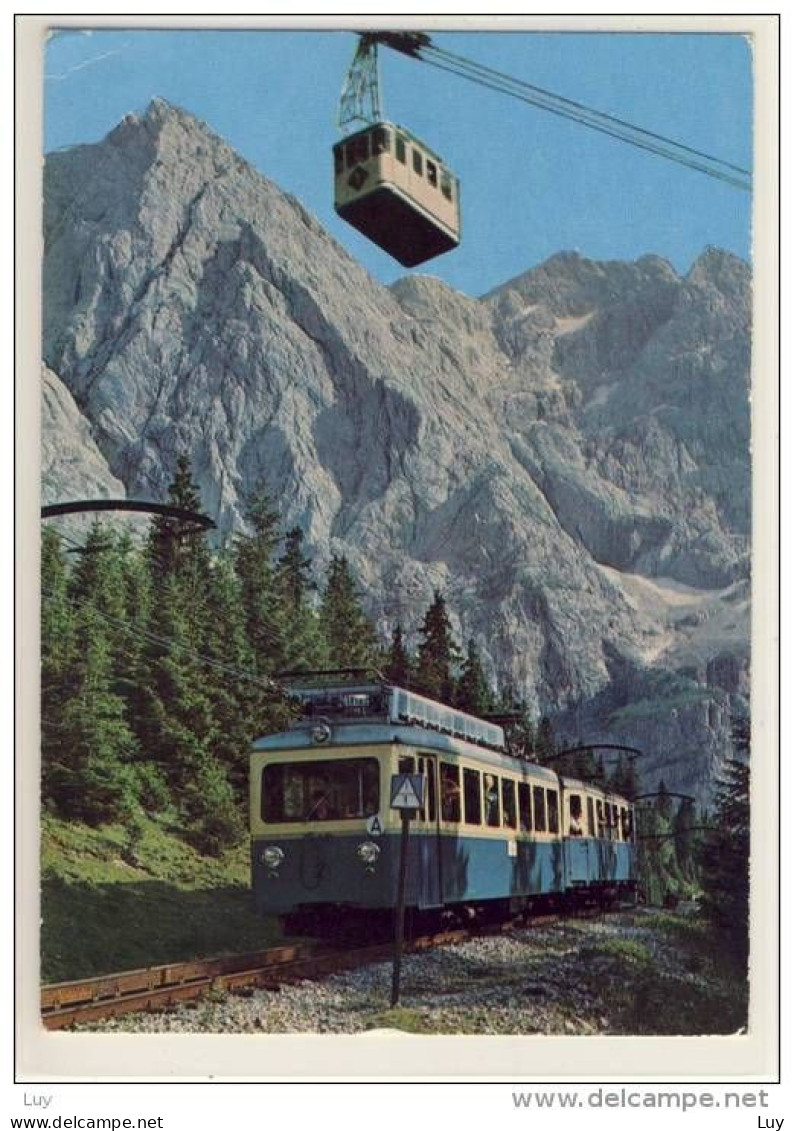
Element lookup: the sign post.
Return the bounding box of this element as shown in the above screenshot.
[389,773,425,1008]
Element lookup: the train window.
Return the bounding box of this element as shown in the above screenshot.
[414,757,427,822]
[372,127,391,155]
[416,756,437,823]
[533,785,547,832]
[463,768,482,825]
[441,172,453,200]
[518,783,532,831]
[396,136,407,164]
[398,755,415,775]
[568,794,584,836]
[412,148,423,176]
[333,146,344,176]
[547,790,560,835]
[612,804,621,840]
[502,779,517,829]
[622,808,633,840]
[587,797,595,838]
[426,159,438,187]
[440,762,461,823]
[483,774,500,827]
[262,758,379,823]
[596,800,606,838]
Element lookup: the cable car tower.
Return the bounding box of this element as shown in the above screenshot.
[333,33,461,268]
[337,33,383,131]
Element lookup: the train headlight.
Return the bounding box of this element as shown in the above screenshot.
[356,842,380,870]
[261,845,285,871]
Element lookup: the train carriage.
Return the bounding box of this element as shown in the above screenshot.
[250,674,636,929]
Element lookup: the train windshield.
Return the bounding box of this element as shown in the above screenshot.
[261,758,379,823]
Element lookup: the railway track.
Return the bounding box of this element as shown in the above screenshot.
[41,909,610,1030]
[41,927,483,1030]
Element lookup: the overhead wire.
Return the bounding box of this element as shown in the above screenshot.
[407,41,751,192]
[43,581,282,694]
[46,524,290,651]
[42,525,286,693]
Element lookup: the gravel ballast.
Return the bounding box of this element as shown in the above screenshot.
[80,910,729,1036]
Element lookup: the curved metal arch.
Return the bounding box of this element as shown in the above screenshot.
[550,743,645,763]
[41,499,216,530]
[633,791,696,804]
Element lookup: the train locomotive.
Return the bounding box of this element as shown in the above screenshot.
[250,672,636,931]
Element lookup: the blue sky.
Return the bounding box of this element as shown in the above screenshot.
[44,27,752,297]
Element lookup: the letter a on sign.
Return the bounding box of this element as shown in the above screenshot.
[390,774,426,810]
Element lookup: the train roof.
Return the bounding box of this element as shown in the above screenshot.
[274,674,506,752]
[251,721,560,782]
[251,674,633,803]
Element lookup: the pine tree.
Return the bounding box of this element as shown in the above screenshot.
[384,623,412,686]
[136,575,243,852]
[414,591,460,704]
[135,459,243,850]
[610,752,638,798]
[42,522,143,822]
[203,552,264,798]
[534,716,557,766]
[147,454,211,584]
[698,717,750,970]
[69,523,132,690]
[570,746,598,781]
[456,638,492,715]
[47,600,139,824]
[320,555,379,670]
[276,527,326,671]
[41,528,77,812]
[673,796,697,884]
[41,527,75,679]
[234,484,286,673]
[505,708,535,761]
[623,755,639,800]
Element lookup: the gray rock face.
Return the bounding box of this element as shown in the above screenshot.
[42,100,751,801]
[41,365,126,504]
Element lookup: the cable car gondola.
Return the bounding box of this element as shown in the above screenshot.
[333,120,459,267]
[333,34,460,267]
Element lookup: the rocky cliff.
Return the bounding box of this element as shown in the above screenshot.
[41,100,751,800]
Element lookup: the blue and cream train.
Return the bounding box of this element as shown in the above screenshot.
[250,675,636,929]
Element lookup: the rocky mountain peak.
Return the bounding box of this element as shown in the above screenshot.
[42,103,751,801]
[685,245,750,299]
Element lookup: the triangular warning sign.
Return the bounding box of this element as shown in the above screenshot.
[390,774,424,809]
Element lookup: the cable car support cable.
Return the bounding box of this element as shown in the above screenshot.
[365,33,751,191]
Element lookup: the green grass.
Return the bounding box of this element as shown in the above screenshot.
[41,814,280,983]
[580,937,654,968]
[366,1007,436,1034]
[577,913,748,1035]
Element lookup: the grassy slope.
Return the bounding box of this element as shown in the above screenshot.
[41,814,280,983]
